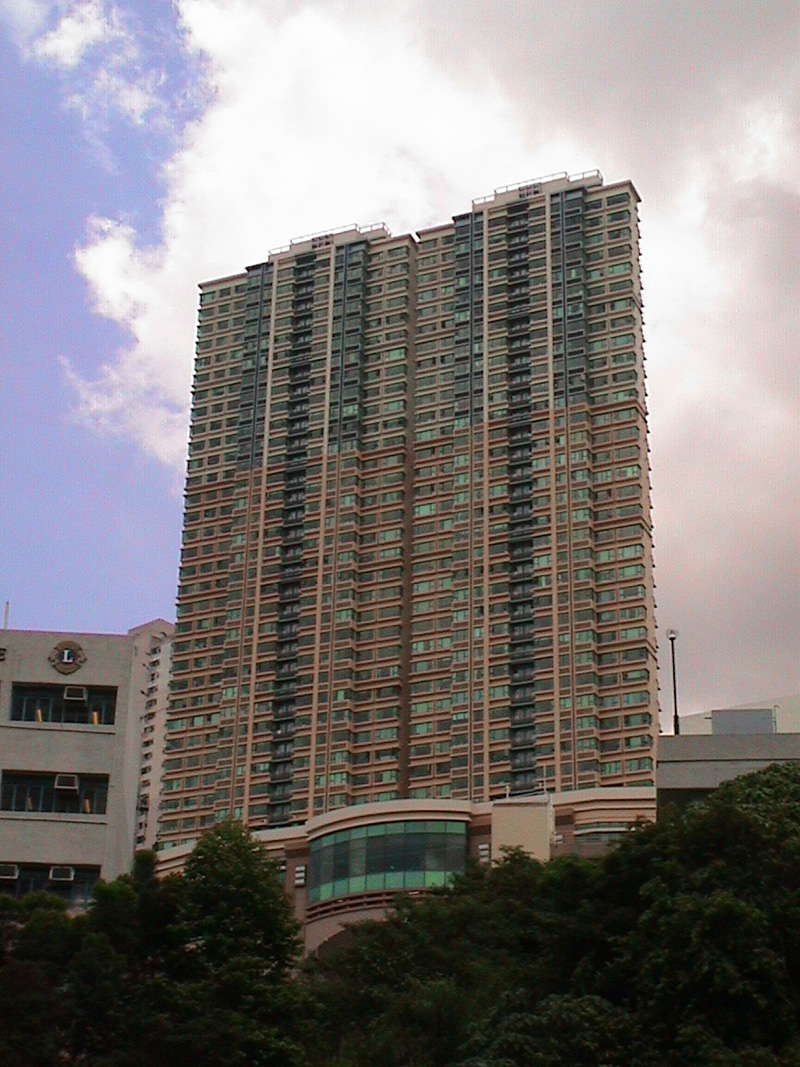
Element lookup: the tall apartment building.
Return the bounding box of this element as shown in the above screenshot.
[160,171,657,853]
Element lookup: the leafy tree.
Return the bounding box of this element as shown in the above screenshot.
[182,820,299,974]
[305,764,800,1066]
[5,766,800,1065]
[0,893,80,1067]
[84,823,304,1067]
[458,992,649,1067]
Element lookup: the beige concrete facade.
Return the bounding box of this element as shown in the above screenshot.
[157,788,655,953]
[161,172,657,855]
[0,622,169,906]
[490,795,553,862]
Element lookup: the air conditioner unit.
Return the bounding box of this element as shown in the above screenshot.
[54,774,79,791]
[49,866,75,883]
[0,863,19,880]
[64,686,88,702]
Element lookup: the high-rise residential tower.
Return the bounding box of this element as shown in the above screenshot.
[160,171,657,853]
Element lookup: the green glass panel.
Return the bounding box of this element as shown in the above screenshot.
[425,836,447,871]
[309,821,469,902]
[425,871,446,887]
[405,831,427,871]
[350,835,366,877]
[320,842,334,886]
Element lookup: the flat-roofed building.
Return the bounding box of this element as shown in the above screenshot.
[658,696,800,809]
[679,694,800,736]
[0,621,169,907]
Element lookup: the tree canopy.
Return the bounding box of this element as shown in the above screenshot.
[305,763,800,1066]
[3,764,800,1066]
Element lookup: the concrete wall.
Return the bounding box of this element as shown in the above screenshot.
[657,733,800,806]
[0,628,156,882]
[681,694,800,736]
[490,796,553,862]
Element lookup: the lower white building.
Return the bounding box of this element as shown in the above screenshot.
[679,695,800,736]
[0,621,171,907]
[133,621,174,851]
[658,693,800,809]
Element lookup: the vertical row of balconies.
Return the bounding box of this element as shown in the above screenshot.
[270,253,316,825]
[452,213,484,426]
[549,190,589,407]
[237,263,272,469]
[329,242,369,451]
[504,200,542,795]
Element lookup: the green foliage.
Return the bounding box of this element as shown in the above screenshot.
[182,820,299,974]
[0,892,77,1067]
[0,826,302,1067]
[4,765,800,1066]
[458,993,648,1067]
[306,763,800,1066]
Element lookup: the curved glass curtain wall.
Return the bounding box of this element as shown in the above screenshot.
[308,820,467,903]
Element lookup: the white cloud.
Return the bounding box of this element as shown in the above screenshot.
[66,64,161,126]
[32,0,121,67]
[61,0,800,716]
[69,0,594,465]
[0,0,50,43]
[67,214,193,465]
[0,0,177,135]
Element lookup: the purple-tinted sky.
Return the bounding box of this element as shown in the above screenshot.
[1,0,799,726]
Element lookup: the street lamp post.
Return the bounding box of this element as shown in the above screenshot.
[666,628,679,735]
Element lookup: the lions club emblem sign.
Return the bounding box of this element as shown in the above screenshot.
[49,641,86,675]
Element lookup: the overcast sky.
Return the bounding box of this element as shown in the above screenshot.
[1,0,799,725]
